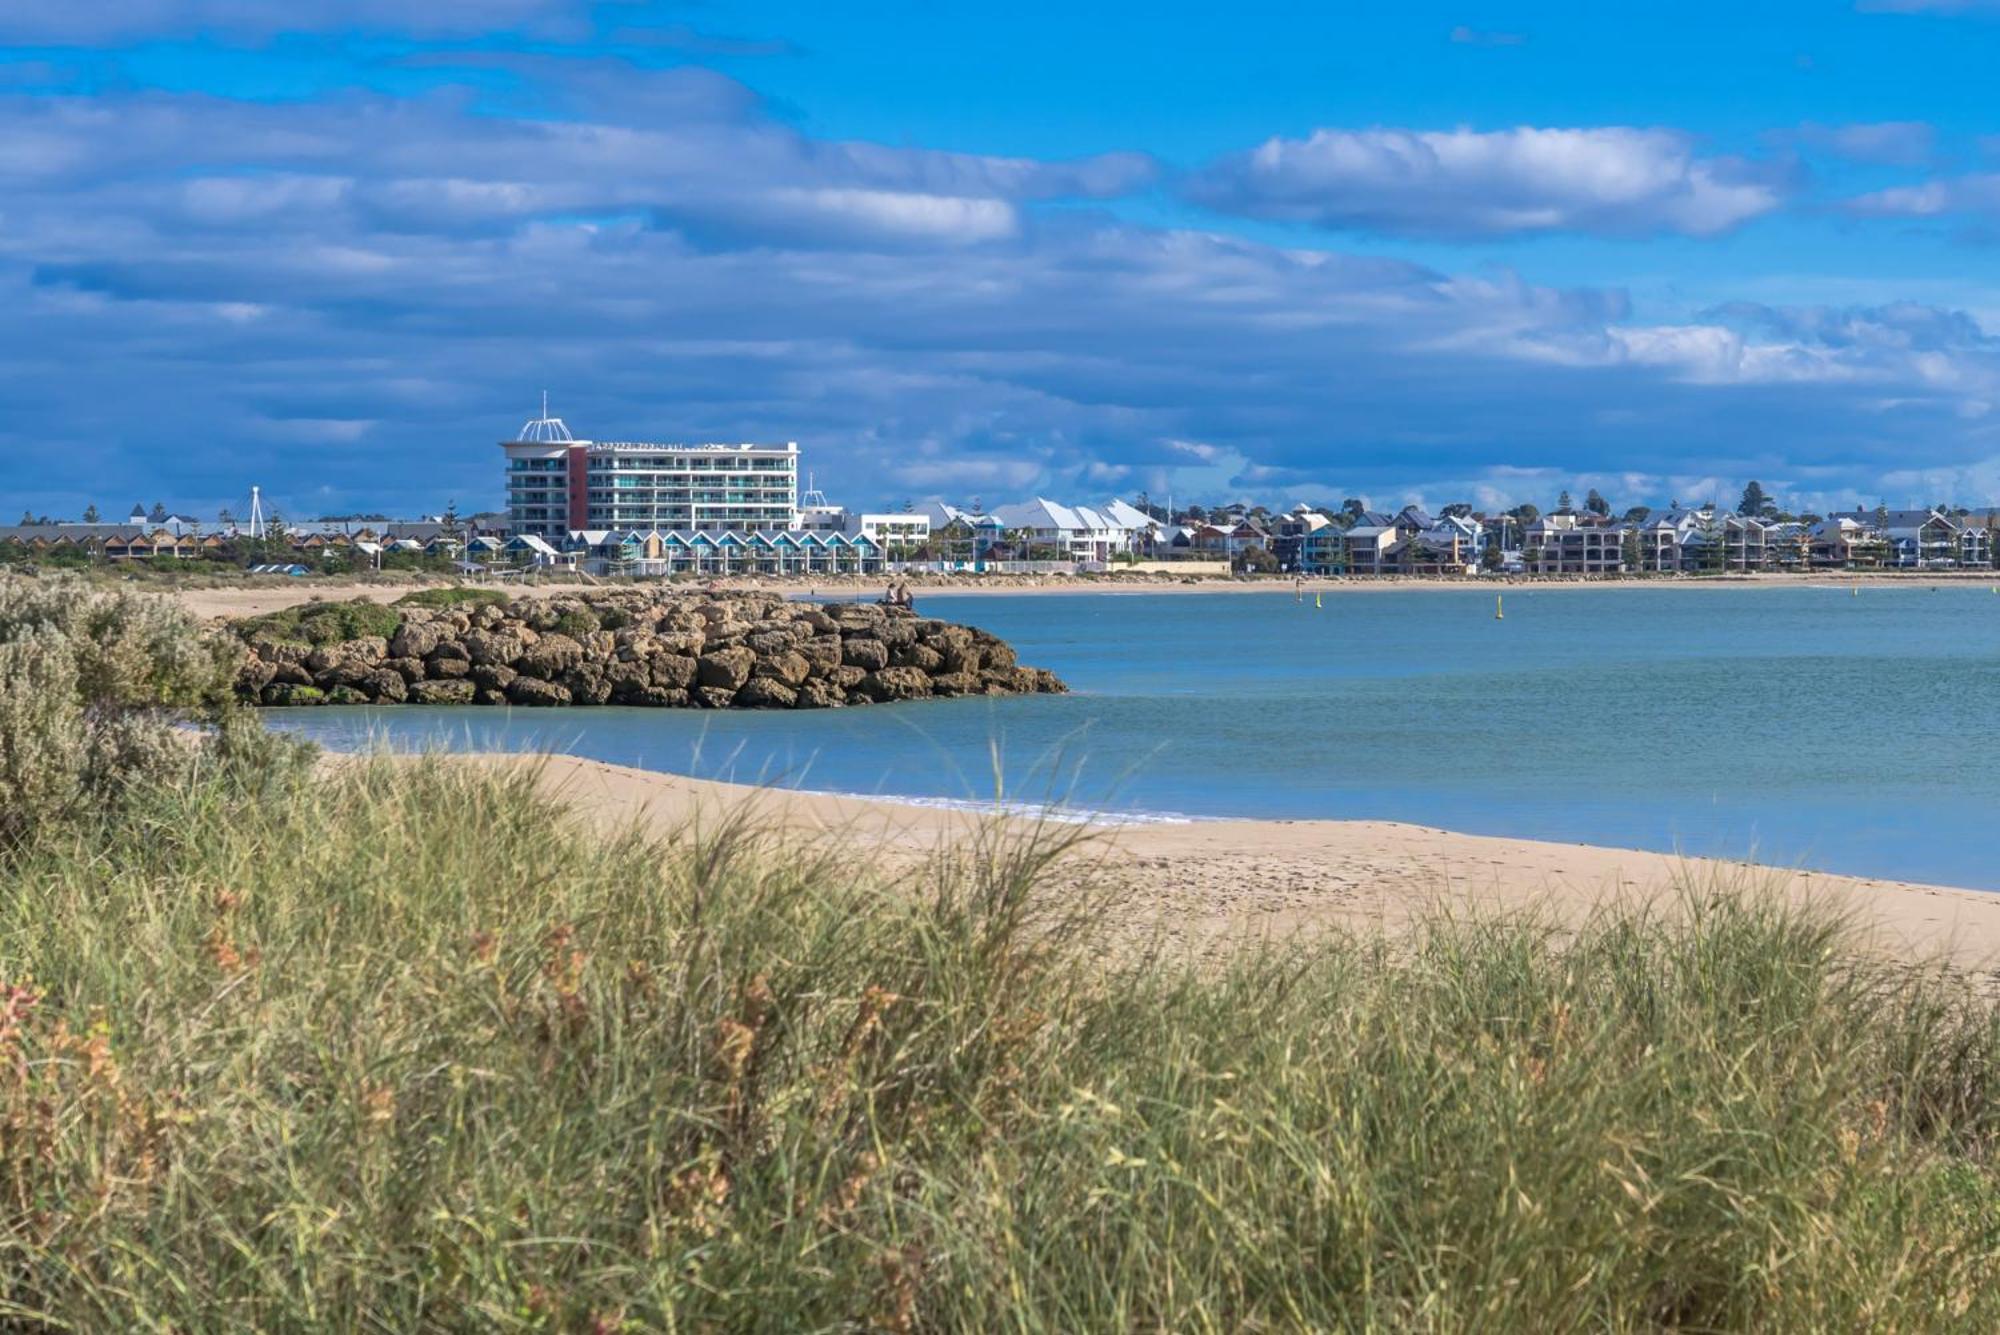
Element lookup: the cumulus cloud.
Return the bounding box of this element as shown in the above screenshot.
[1794,121,1936,167]
[1857,1,2000,13]
[0,0,585,41]
[0,60,1997,516]
[1183,126,1788,238]
[1846,173,2000,219]
[1449,26,1527,46]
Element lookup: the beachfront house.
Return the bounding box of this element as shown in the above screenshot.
[1809,517,1889,569]
[1829,508,1994,569]
[988,499,1135,564]
[1407,513,1484,574]
[1526,512,1626,575]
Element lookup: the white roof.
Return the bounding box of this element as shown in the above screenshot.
[1101,499,1160,531]
[991,497,1123,533]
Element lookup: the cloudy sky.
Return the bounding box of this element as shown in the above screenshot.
[4,1,2000,519]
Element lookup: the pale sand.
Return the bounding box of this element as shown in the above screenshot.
[495,752,2000,975]
[174,570,2000,621]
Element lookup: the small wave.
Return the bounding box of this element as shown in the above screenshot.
[814,789,1204,827]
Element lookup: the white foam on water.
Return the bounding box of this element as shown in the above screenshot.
[813,789,1204,827]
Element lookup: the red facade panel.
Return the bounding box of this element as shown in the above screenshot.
[566,445,589,531]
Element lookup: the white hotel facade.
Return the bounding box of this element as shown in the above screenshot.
[503,409,799,541]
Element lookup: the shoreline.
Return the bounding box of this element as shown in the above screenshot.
[167,569,2000,620]
[476,752,2000,971]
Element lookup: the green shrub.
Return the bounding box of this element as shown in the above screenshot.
[392,587,511,612]
[553,607,600,638]
[233,598,403,646]
[0,731,1998,1327]
[0,576,310,850]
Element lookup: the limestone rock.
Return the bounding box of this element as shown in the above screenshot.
[735,677,798,709]
[697,645,755,690]
[409,679,476,705]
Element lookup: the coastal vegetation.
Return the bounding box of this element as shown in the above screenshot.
[1,577,1999,1327]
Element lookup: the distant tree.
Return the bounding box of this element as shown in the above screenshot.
[1621,527,1642,571]
[1441,502,1473,519]
[81,504,100,524]
[1738,480,1778,518]
[1185,504,1207,522]
[1237,543,1279,574]
[1623,505,1652,524]
[217,507,234,527]
[149,502,168,524]
[1512,503,1541,525]
[17,510,31,526]
[1584,489,1610,517]
[1481,543,1503,571]
[1341,498,1366,520]
[1556,491,1574,514]
[441,500,463,540]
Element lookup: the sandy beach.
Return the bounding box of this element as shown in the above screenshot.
[486,752,2000,976]
[168,569,2000,622]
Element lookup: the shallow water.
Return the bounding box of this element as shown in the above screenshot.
[268,586,2000,888]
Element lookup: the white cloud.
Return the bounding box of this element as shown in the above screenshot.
[1846,173,2000,218]
[0,73,1996,516]
[1184,126,1787,238]
[1794,121,1935,167]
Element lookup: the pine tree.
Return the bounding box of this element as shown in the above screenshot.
[81,504,100,523]
[1556,491,1574,514]
[1738,480,1775,517]
[1584,489,1610,516]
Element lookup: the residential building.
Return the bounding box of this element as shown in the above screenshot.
[1526,512,1627,574]
[503,405,798,540]
[988,499,1138,563]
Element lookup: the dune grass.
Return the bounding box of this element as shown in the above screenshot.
[0,745,1995,1331]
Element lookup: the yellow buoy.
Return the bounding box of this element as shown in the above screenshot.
[1495,595,1504,620]
[1314,590,1323,609]
[1852,586,1859,597]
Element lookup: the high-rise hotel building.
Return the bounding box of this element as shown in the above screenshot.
[502,406,799,540]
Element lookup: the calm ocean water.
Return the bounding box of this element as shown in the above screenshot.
[268,587,2000,888]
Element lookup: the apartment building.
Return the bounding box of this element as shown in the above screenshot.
[503,407,797,540]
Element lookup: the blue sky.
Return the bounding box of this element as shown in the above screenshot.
[3,1,2000,519]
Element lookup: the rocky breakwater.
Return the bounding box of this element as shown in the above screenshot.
[230,591,1066,709]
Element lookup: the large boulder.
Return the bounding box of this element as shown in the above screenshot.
[363,668,409,703]
[505,675,572,707]
[735,677,798,709]
[409,679,476,705]
[855,667,934,703]
[518,632,584,680]
[470,662,517,692]
[389,621,442,660]
[890,643,944,673]
[559,662,613,706]
[649,652,699,691]
[841,637,889,672]
[463,628,527,667]
[752,649,811,688]
[697,645,756,690]
[799,636,843,676]
[794,678,845,709]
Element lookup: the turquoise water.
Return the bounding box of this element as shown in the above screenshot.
[268,587,2000,888]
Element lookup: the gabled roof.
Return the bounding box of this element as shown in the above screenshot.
[1101,499,1158,531]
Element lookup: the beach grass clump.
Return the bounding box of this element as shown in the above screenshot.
[393,586,512,611]
[3,740,2000,1327]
